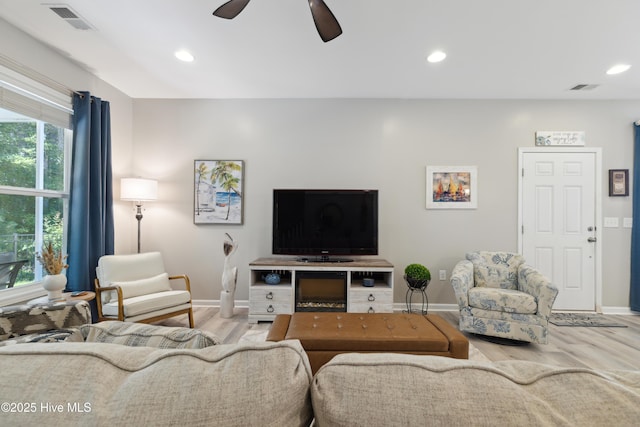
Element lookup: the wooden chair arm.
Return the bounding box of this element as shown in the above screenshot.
[169,274,191,293]
[94,279,125,321]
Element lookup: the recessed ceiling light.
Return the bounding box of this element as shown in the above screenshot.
[427,50,447,63]
[175,50,195,62]
[606,64,630,75]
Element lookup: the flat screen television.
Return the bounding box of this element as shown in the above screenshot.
[272,189,378,261]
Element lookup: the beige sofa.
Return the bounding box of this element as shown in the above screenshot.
[1,339,639,426]
[312,353,640,426]
[0,340,313,426]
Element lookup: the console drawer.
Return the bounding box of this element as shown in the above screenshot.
[348,287,392,313]
[348,302,394,313]
[349,287,392,304]
[250,287,291,315]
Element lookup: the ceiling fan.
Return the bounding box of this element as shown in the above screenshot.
[213,0,342,42]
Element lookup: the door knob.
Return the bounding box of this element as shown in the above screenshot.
[587,237,597,243]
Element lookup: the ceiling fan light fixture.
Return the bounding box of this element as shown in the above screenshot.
[308,0,342,42]
[175,50,195,62]
[427,50,447,63]
[213,0,250,19]
[606,64,631,75]
[212,0,341,42]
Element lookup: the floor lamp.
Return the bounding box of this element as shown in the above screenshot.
[120,178,158,253]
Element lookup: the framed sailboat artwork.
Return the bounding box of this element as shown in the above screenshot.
[426,166,478,209]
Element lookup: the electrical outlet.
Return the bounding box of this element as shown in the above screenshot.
[439,270,447,281]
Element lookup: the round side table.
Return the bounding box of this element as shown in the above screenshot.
[28,291,96,305]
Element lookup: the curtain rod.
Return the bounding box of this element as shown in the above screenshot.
[0,53,82,98]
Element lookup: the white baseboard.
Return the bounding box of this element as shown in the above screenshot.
[190,300,638,316]
[601,306,639,315]
[192,299,248,308]
[393,303,458,312]
[193,300,459,313]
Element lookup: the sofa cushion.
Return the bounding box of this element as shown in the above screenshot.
[468,287,537,314]
[0,328,84,347]
[103,272,172,303]
[80,321,220,349]
[466,251,524,290]
[0,340,313,426]
[311,353,640,426]
[102,290,191,317]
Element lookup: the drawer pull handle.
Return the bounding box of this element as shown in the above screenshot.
[266,292,273,300]
[267,305,274,313]
[368,294,375,302]
[368,307,375,313]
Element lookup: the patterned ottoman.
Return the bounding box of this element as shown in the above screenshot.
[0,301,91,345]
[267,312,468,373]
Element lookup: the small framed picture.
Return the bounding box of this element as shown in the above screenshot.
[426,166,478,209]
[609,169,629,197]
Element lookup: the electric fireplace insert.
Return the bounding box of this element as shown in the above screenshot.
[295,271,347,312]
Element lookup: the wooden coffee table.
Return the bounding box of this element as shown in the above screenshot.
[267,312,468,373]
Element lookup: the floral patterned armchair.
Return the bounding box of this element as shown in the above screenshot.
[450,251,558,344]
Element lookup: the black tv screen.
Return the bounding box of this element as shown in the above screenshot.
[272,189,378,259]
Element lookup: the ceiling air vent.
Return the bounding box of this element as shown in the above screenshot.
[569,84,600,91]
[47,4,94,30]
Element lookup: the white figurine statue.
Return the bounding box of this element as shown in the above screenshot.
[220,233,237,318]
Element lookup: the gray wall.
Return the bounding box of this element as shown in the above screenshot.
[130,99,636,309]
[1,18,136,253]
[2,18,636,310]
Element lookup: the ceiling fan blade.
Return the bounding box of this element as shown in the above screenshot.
[213,0,251,19]
[308,0,342,42]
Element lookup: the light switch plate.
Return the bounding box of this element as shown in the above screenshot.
[623,217,633,228]
[603,217,619,228]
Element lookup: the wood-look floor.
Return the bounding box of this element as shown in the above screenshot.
[157,307,640,371]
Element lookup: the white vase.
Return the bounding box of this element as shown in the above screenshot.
[220,290,235,318]
[42,274,67,300]
[220,234,238,318]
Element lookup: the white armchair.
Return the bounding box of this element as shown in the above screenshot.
[94,252,194,328]
[450,251,558,344]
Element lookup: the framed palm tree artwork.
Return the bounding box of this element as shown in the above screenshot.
[194,160,244,224]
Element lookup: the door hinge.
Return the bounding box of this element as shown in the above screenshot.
[522,168,525,177]
[521,225,524,234]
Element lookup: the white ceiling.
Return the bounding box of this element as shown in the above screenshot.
[1,0,640,100]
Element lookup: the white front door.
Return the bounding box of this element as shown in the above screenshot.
[519,149,600,311]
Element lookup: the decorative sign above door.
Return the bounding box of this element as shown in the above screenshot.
[535,131,585,146]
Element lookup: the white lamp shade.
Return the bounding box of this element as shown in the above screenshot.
[120,178,158,202]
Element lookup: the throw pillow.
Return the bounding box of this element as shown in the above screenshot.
[103,273,172,303]
[0,328,84,347]
[79,321,220,349]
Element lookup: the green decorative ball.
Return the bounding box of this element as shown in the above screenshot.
[404,263,431,281]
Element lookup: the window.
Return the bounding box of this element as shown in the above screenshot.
[0,108,71,289]
[0,62,73,299]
